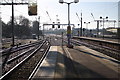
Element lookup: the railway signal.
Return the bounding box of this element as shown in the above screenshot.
[58,25,60,28]
[52,22,55,28]
[58,22,60,28]
[28,0,37,16]
[52,25,55,28]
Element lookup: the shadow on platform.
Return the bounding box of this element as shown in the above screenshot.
[32,50,119,80]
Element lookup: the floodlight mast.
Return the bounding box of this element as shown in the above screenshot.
[59,0,79,4]
[59,0,79,48]
[59,0,64,4]
[74,0,79,3]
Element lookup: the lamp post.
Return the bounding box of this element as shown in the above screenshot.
[100,16,108,39]
[59,0,79,48]
[84,22,90,37]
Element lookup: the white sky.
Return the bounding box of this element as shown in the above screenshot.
[0,0,120,29]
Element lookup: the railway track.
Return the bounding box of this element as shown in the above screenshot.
[2,40,42,55]
[2,40,43,74]
[71,39,120,61]
[62,37,120,61]
[0,40,50,80]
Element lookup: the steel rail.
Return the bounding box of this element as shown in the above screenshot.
[28,41,50,80]
[71,39,120,61]
[62,38,119,60]
[72,39,120,52]
[7,47,35,64]
[0,40,46,80]
[2,41,42,56]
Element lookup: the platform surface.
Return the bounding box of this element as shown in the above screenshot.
[32,46,120,80]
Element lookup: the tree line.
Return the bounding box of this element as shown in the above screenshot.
[2,15,42,39]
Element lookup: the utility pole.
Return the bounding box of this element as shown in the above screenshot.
[96,21,99,37]
[118,1,120,44]
[0,5,2,48]
[0,1,28,46]
[84,22,90,37]
[38,16,40,40]
[11,0,14,46]
[76,12,82,36]
[81,12,82,36]
[94,20,102,37]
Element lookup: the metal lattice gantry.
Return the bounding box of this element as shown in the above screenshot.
[42,23,75,39]
[0,0,28,4]
[91,13,116,38]
[0,0,28,5]
[43,23,75,26]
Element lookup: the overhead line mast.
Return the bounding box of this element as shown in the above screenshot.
[76,12,82,36]
[0,0,28,46]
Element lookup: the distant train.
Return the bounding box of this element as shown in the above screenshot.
[32,34,37,39]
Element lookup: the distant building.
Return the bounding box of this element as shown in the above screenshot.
[106,27,118,33]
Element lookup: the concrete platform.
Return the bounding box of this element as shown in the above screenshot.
[32,46,65,79]
[32,46,120,80]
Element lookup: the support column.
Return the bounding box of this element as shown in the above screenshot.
[97,21,99,37]
[80,13,82,36]
[12,0,14,46]
[67,3,72,47]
